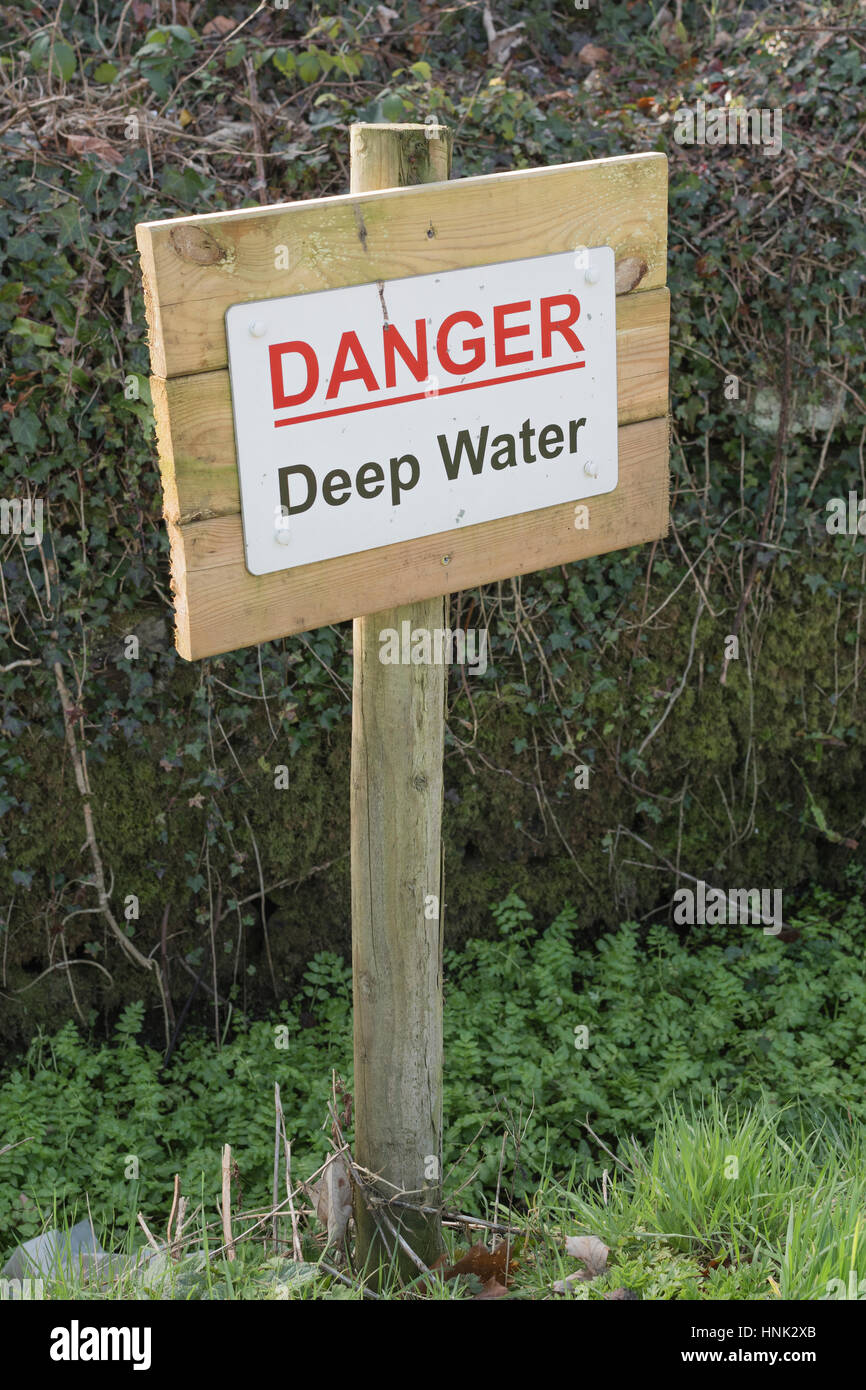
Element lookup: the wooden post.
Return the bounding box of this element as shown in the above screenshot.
[349,122,452,1276]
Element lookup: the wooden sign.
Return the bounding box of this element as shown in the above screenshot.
[226,247,620,575]
[136,126,669,1275]
[136,151,669,660]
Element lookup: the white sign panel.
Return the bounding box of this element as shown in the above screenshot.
[225,248,618,576]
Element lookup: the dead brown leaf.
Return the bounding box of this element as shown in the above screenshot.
[700,1252,740,1277]
[65,134,124,165]
[203,16,236,37]
[578,43,611,68]
[434,1239,518,1285]
[564,1233,609,1277]
[552,1233,609,1294]
[311,1154,353,1248]
[474,1276,510,1299]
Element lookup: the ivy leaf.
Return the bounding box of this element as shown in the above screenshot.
[9,410,42,450]
[51,200,84,249]
[10,317,55,347]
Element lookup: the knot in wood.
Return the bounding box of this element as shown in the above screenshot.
[169,225,225,265]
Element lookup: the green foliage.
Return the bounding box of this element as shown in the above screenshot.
[133,25,198,98]
[3,882,865,1252]
[442,873,866,1206]
[2,0,865,1046]
[29,33,77,83]
[0,949,352,1250]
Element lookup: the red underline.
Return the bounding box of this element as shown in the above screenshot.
[273,360,585,427]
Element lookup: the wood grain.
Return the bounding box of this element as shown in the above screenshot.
[136,151,667,378]
[171,414,669,659]
[348,122,449,1274]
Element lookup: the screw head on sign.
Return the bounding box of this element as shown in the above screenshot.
[583,460,598,478]
[584,266,599,286]
[441,554,451,565]
[250,321,267,337]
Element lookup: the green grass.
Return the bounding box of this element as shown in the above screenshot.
[4,1095,864,1301]
[550,1095,866,1301]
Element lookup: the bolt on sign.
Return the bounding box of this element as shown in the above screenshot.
[136,151,669,658]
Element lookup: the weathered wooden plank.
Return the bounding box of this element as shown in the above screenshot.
[615,289,670,425]
[169,415,668,659]
[152,286,669,527]
[349,123,449,1275]
[136,152,668,378]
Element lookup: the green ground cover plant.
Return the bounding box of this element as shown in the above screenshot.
[3,1089,864,1301]
[2,876,863,1263]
